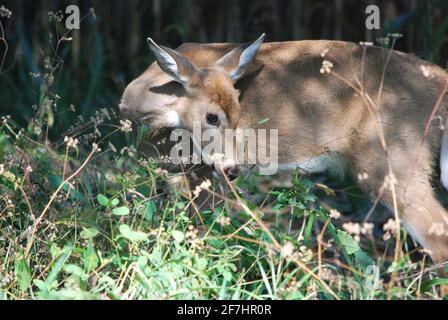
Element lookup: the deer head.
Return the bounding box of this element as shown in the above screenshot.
[119,34,266,178]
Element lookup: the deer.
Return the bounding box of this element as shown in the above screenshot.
[119,34,448,271]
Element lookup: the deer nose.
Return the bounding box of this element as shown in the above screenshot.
[223,166,239,181]
[119,102,129,115]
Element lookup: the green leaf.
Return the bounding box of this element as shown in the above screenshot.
[83,241,99,272]
[137,256,148,269]
[50,243,61,259]
[48,175,62,189]
[257,118,270,126]
[80,227,99,239]
[206,237,224,249]
[14,256,31,291]
[176,202,186,209]
[63,264,87,279]
[304,213,316,245]
[97,194,109,207]
[143,200,156,222]
[304,194,316,202]
[301,179,315,189]
[223,270,233,282]
[110,198,120,206]
[336,230,373,271]
[112,206,130,216]
[195,257,208,271]
[297,202,306,209]
[33,279,47,292]
[48,175,84,201]
[421,277,448,292]
[242,226,254,236]
[47,288,100,300]
[337,230,361,255]
[44,245,73,290]
[171,230,185,243]
[119,224,148,243]
[353,250,374,271]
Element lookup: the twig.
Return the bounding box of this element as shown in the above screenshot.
[25,148,96,257]
[0,20,8,73]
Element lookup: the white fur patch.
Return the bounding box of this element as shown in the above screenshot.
[278,155,346,178]
[165,110,180,127]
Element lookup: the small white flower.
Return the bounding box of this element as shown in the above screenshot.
[383,218,397,233]
[108,142,117,153]
[1,115,10,124]
[329,209,341,220]
[92,143,101,152]
[420,65,433,78]
[199,179,211,190]
[0,5,12,18]
[361,222,374,236]
[120,119,133,133]
[382,218,398,241]
[357,171,369,181]
[192,179,211,197]
[320,48,330,58]
[377,37,390,47]
[320,60,334,74]
[281,241,295,259]
[154,168,168,176]
[217,215,231,227]
[298,245,313,262]
[64,136,79,149]
[343,222,361,236]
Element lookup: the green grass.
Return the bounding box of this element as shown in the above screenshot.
[1,118,448,300]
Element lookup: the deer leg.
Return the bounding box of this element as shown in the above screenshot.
[399,177,448,264]
[351,146,448,290]
[401,185,448,299]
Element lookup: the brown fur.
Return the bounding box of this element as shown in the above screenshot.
[120,39,448,264]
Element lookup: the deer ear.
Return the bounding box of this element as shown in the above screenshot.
[215,33,265,82]
[147,37,199,85]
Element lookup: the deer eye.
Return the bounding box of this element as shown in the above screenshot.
[206,113,220,126]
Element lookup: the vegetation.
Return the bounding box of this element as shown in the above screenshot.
[1,1,448,300]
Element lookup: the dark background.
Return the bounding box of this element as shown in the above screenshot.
[1,0,448,138]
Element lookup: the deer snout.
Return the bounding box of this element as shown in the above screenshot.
[118,102,128,114]
[118,102,136,119]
